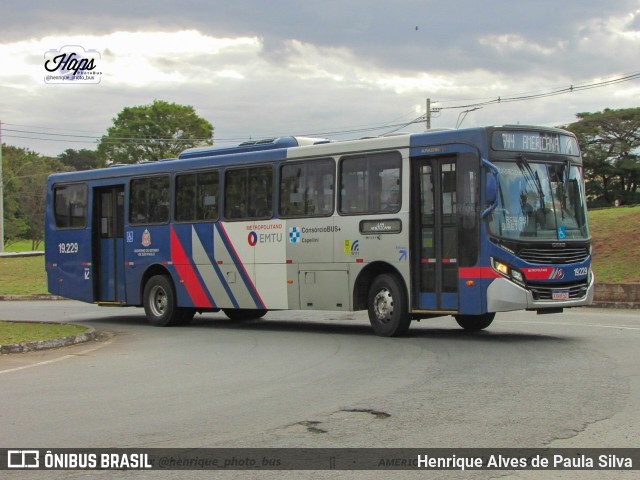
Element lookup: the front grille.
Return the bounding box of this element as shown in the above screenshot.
[519,246,589,265]
[529,279,589,301]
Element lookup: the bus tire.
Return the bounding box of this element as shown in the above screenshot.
[367,274,410,337]
[143,275,183,327]
[455,313,495,331]
[223,309,268,321]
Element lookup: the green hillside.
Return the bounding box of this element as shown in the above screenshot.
[588,205,640,283]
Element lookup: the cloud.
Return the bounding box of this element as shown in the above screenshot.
[0,1,638,156]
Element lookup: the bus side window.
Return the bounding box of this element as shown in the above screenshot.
[225,166,272,220]
[280,164,305,216]
[53,184,87,228]
[149,176,170,223]
[175,174,196,222]
[339,152,401,215]
[197,172,219,221]
[175,171,218,222]
[279,158,334,218]
[130,175,169,224]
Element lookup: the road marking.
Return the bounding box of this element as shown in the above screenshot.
[502,320,640,331]
[0,335,115,375]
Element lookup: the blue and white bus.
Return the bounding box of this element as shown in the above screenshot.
[45,126,593,336]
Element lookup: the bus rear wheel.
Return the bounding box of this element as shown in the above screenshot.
[454,313,495,331]
[143,275,187,327]
[367,274,411,337]
[223,309,268,321]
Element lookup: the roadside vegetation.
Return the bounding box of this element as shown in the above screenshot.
[0,321,87,345]
[589,205,640,283]
[0,255,47,296]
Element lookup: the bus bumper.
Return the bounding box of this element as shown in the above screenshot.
[486,274,595,313]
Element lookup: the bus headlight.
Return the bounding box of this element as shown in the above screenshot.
[511,269,524,284]
[491,258,525,285]
[491,258,510,276]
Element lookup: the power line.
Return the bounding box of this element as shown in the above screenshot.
[3,71,639,148]
[436,71,640,111]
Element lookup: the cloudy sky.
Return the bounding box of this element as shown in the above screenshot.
[1,0,639,157]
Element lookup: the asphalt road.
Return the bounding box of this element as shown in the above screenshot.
[1,302,638,479]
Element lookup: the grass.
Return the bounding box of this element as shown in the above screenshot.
[588,205,640,283]
[0,255,49,295]
[0,321,87,345]
[3,240,42,252]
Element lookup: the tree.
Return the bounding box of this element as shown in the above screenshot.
[59,148,104,171]
[97,100,213,164]
[566,107,640,206]
[1,146,28,245]
[2,146,61,249]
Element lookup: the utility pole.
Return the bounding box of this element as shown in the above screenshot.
[0,119,4,253]
[426,98,431,130]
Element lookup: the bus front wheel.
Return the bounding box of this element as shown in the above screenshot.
[367,274,411,337]
[143,275,185,327]
[454,313,495,331]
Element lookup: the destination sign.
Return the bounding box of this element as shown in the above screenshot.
[492,131,580,156]
[360,219,402,235]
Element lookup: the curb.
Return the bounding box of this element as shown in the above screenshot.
[0,323,96,354]
[0,251,44,258]
[586,302,640,310]
[0,295,66,301]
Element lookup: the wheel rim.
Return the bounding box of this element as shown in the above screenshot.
[373,288,394,323]
[149,285,167,317]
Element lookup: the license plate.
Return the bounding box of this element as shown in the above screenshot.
[552,290,570,300]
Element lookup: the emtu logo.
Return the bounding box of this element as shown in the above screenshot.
[248,231,258,246]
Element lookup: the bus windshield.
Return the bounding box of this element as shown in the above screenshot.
[487,159,589,241]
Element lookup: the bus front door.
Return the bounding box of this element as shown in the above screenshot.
[94,186,125,303]
[413,157,459,312]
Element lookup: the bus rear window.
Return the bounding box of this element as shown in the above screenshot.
[54,184,87,229]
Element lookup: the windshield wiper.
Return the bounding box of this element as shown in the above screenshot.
[517,154,545,211]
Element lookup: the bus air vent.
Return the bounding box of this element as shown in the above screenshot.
[519,246,589,265]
